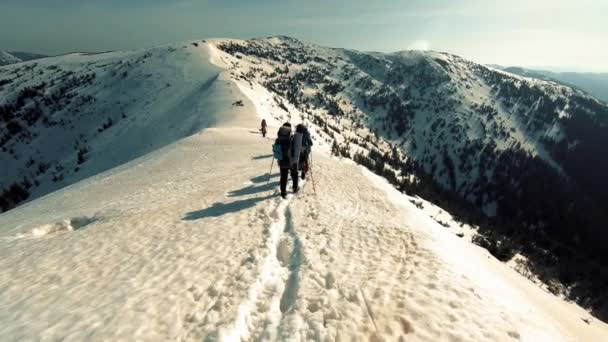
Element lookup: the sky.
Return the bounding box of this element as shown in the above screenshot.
[1,0,607,72]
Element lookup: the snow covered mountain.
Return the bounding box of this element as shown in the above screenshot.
[0,43,245,212]
[1,38,608,341]
[0,51,47,66]
[212,37,608,289]
[0,52,22,66]
[2,37,608,339]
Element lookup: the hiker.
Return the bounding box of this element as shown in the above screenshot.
[260,119,267,138]
[295,123,313,180]
[273,122,298,199]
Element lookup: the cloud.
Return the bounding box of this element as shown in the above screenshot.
[408,39,430,51]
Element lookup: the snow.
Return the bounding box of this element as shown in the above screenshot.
[0,51,22,66]
[0,41,251,204]
[1,38,607,341]
[361,168,606,341]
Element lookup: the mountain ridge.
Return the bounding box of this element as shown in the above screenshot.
[213,36,608,319]
[495,65,608,103]
[1,36,608,320]
[0,51,48,66]
[2,37,608,340]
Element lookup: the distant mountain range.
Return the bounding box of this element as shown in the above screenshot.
[0,51,48,66]
[4,49,607,104]
[493,65,608,103]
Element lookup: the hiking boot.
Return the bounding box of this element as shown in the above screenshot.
[281,192,287,199]
[301,173,306,180]
[293,187,299,194]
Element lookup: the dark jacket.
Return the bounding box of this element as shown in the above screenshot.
[276,125,292,169]
[295,124,313,160]
[296,124,313,149]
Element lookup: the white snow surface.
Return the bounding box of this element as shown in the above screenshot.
[0,51,22,66]
[0,40,607,341]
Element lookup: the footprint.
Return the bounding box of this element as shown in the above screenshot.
[241,254,256,266]
[507,330,520,339]
[184,311,204,323]
[207,282,223,297]
[324,272,335,289]
[397,316,414,335]
[307,300,322,313]
[448,300,460,309]
[277,238,292,267]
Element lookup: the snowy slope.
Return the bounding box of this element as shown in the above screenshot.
[0,52,22,66]
[212,37,608,318]
[3,37,608,318]
[1,39,608,341]
[0,41,250,211]
[5,38,607,225]
[0,51,47,66]
[213,37,608,206]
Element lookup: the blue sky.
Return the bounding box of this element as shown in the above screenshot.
[1,0,606,71]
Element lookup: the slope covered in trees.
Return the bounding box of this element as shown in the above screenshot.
[215,37,608,319]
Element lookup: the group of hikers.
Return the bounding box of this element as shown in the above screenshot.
[261,119,313,199]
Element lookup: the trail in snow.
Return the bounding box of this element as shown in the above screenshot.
[3,125,605,341]
[219,178,309,341]
[277,156,437,341]
[265,154,607,342]
[218,195,288,341]
[279,206,304,315]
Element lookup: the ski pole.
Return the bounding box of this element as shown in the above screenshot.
[267,158,274,184]
[309,153,317,194]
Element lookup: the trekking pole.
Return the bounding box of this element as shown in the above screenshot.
[267,158,274,184]
[309,153,317,194]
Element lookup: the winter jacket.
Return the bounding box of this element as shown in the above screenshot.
[295,124,313,160]
[275,125,292,169]
[296,124,313,149]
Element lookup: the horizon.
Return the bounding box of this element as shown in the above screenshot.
[1,1,607,73]
[5,37,608,75]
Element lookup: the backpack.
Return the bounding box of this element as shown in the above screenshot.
[295,124,312,157]
[273,126,292,161]
[296,124,313,147]
[291,132,303,165]
[272,143,283,160]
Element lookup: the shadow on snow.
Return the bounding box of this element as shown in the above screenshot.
[252,154,273,160]
[183,173,281,220]
[250,172,280,184]
[183,194,275,220]
[227,182,279,197]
